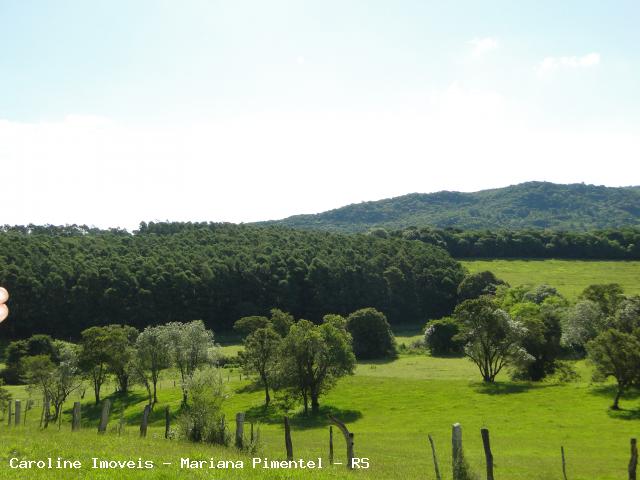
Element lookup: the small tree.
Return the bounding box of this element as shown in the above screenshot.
[234,316,270,336]
[346,308,396,359]
[135,325,172,405]
[562,300,607,350]
[454,296,531,382]
[240,327,281,406]
[279,319,355,414]
[165,320,216,405]
[457,271,507,302]
[0,379,12,414]
[579,283,625,318]
[178,367,228,445]
[587,329,640,409]
[424,317,463,356]
[22,344,81,420]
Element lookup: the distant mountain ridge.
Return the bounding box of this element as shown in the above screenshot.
[260,182,640,232]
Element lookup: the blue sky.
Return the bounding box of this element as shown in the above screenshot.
[1,1,639,228]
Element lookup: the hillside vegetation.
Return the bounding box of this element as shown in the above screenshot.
[0,223,463,338]
[261,182,640,232]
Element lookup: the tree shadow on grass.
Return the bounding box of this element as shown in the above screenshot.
[75,391,183,426]
[472,381,548,395]
[243,404,362,430]
[589,384,640,400]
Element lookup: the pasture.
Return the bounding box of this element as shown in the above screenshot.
[2,351,638,480]
[461,259,640,300]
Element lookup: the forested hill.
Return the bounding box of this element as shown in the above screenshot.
[0,223,464,338]
[260,182,640,232]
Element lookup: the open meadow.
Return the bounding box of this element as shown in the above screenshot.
[2,348,638,480]
[461,259,640,300]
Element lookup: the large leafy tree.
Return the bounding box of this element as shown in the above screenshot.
[164,320,216,405]
[454,296,531,382]
[346,308,396,359]
[279,319,355,414]
[135,325,172,405]
[240,327,282,406]
[587,296,640,409]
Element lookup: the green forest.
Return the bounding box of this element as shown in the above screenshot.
[0,222,463,338]
[263,182,640,232]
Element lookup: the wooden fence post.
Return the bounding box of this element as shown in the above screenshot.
[72,402,81,431]
[14,400,21,426]
[7,401,11,426]
[235,412,245,449]
[328,414,355,469]
[329,426,334,465]
[140,404,150,437]
[428,434,442,480]
[164,406,170,439]
[98,399,111,434]
[630,438,638,480]
[452,423,463,480]
[481,428,494,480]
[43,400,50,428]
[284,416,293,460]
[561,446,568,480]
[250,422,254,444]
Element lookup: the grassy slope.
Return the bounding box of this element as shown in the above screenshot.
[461,259,640,300]
[1,353,638,480]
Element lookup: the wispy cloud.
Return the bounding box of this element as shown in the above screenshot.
[469,37,499,57]
[537,52,601,76]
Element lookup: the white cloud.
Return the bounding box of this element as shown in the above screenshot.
[537,52,601,76]
[1,88,637,230]
[469,37,499,57]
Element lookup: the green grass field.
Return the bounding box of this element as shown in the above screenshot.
[1,353,638,480]
[462,259,640,300]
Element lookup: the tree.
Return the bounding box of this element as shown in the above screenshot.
[587,329,640,409]
[240,327,281,406]
[78,325,137,404]
[457,271,507,302]
[346,308,396,359]
[424,317,463,356]
[454,296,531,382]
[2,335,60,384]
[135,325,172,405]
[21,343,81,420]
[269,308,294,337]
[165,320,216,405]
[562,300,607,349]
[279,319,355,414]
[587,295,640,409]
[508,300,563,381]
[234,316,270,336]
[579,284,625,318]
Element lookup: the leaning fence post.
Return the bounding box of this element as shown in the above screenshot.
[630,438,638,480]
[235,412,245,449]
[428,434,442,480]
[328,414,355,469]
[329,426,334,465]
[140,404,150,437]
[452,423,463,480]
[14,400,21,426]
[481,428,494,480]
[98,399,111,434]
[561,446,568,480]
[284,416,293,460]
[72,402,81,431]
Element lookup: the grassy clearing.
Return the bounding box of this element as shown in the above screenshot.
[1,351,638,480]
[461,259,640,300]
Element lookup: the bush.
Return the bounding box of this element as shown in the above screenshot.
[346,308,396,359]
[178,368,229,445]
[424,317,464,356]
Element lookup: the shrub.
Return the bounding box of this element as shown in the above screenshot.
[178,368,229,445]
[346,308,396,359]
[424,317,464,356]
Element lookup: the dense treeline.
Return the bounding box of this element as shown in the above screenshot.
[393,227,640,259]
[0,222,464,338]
